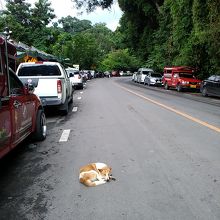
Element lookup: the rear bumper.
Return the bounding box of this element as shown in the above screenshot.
[40,97,62,107]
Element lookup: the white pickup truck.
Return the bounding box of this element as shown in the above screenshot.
[16,62,73,115]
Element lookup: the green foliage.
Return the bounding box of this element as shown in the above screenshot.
[58,16,92,34]
[99,49,141,71]
[2,0,220,78]
[31,0,56,28]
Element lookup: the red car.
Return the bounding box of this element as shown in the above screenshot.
[0,36,46,159]
[163,66,201,92]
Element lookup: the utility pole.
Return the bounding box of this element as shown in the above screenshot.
[3,27,12,94]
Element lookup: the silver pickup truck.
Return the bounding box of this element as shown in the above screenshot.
[16,62,73,115]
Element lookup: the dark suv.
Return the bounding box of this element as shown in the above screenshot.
[200,75,220,98]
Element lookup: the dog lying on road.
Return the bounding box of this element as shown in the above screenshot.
[79,162,116,187]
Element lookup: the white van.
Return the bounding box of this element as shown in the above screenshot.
[136,68,154,83]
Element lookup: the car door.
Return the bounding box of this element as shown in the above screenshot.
[205,75,215,95]
[9,69,33,148]
[213,76,220,97]
[0,72,12,157]
[61,65,72,98]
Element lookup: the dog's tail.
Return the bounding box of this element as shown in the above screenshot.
[80,178,106,187]
[79,178,97,187]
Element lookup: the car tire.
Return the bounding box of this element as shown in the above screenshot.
[202,87,208,97]
[164,82,169,90]
[31,109,47,141]
[69,92,73,104]
[61,98,69,115]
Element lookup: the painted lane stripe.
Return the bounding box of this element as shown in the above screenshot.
[118,85,220,133]
[59,129,71,142]
[77,97,82,100]
[72,106,78,112]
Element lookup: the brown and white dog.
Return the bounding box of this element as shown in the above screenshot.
[79,162,115,187]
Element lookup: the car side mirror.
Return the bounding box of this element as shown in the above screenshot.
[25,83,35,93]
[69,73,74,77]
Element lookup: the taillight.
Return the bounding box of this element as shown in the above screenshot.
[57,80,62,93]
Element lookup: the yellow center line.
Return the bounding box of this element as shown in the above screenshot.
[118,84,220,133]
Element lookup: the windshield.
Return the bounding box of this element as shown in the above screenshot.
[18,65,61,76]
[178,73,194,78]
[151,73,162,77]
[142,71,153,75]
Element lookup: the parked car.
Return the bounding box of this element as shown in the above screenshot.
[144,72,163,86]
[66,68,83,89]
[200,75,220,98]
[136,68,154,83]
[111,70,120,77]
[0,37,46,159]
[132,72,137,81]
[163,66,201,92]
[16,62,73,115]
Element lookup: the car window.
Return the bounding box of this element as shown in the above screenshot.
[9,69,24,95]
[151,73,162,77]
[142,71,149,75]
[215,76,220,82]
[18,65,61,76]
[208,75,215,81]
[179,73,194,78]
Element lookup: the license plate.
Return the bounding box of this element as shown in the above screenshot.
[190,85,196,88]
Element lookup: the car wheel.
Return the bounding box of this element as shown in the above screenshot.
[31,109,47,141]
[61,98,69,115]
[69,91,73,104]
[202,87,208,97]
[177,84,182,92]
[164,82,169,90]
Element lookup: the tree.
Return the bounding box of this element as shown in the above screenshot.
[73,0,113,12]
[99,49,141,72]
[31,0,56,29]
[58,16,92,34]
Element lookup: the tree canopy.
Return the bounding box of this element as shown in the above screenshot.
[1,0,219,76]
[73,0,220,76]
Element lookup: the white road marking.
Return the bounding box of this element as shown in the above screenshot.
[72,106,78,112]
[59,129,71,142]
[80,91,83,94]
[77,97,82,100]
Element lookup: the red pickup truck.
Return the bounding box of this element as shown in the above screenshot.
[162,66,201,92]
[0,36,46,159]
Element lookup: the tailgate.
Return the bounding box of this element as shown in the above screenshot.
[35,78,59,97]
[20,78,59,97]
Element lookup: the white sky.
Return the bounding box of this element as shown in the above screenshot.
[1,0,123,31]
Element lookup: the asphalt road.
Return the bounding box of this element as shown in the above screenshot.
[0,77,220,220]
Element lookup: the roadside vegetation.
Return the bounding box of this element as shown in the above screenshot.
[0,0,219,78]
